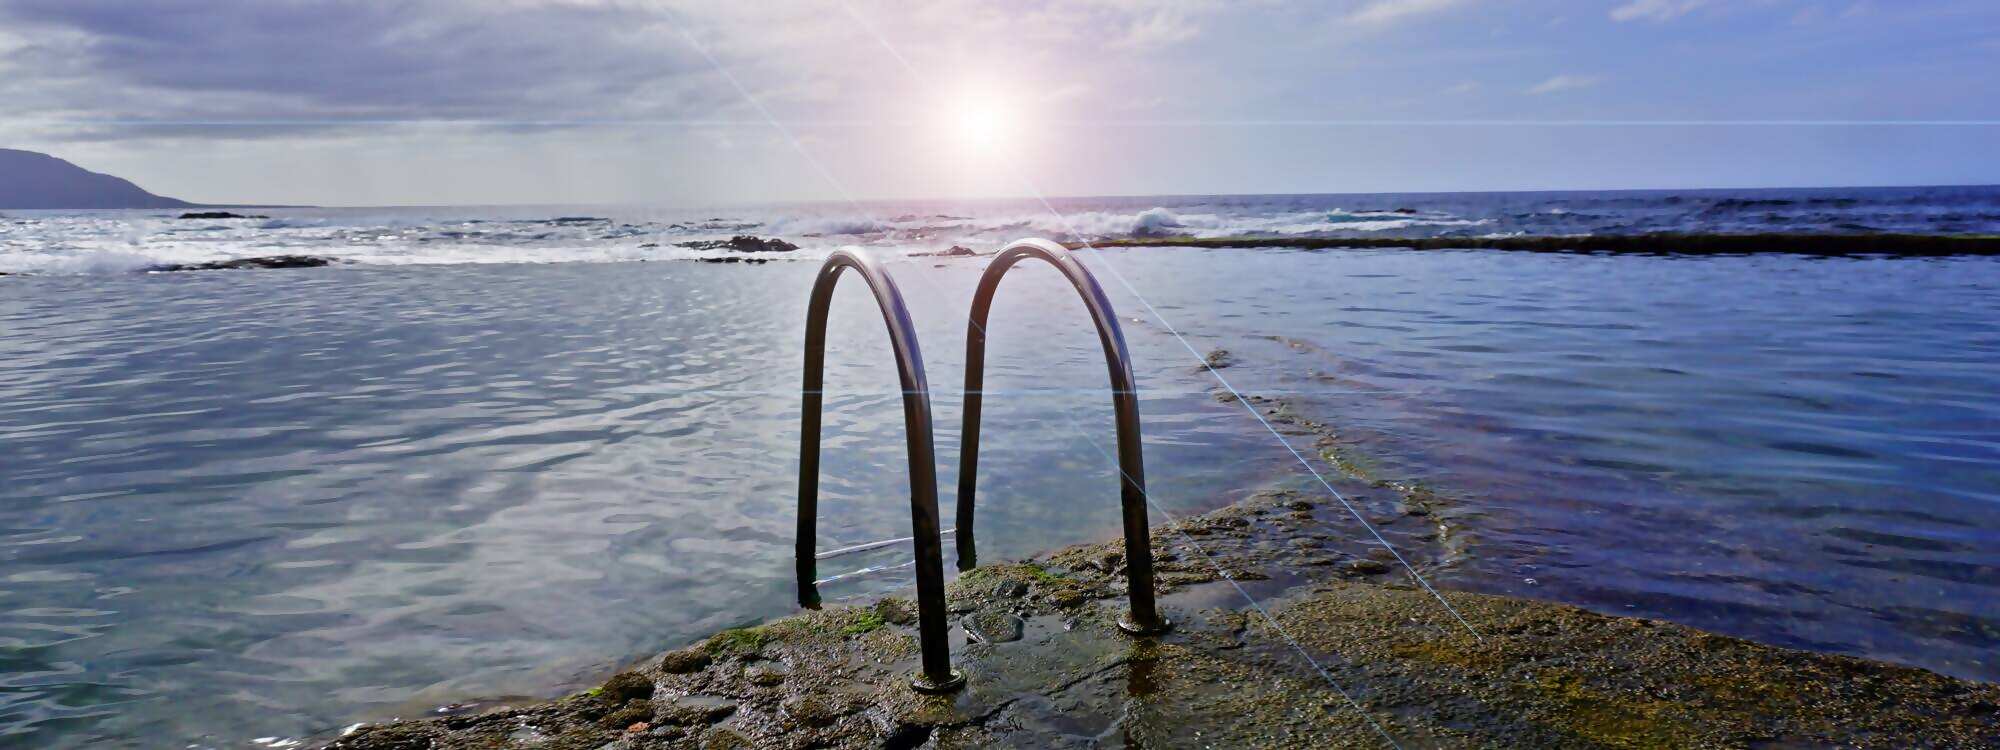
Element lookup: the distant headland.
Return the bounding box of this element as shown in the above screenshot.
[0,148,194,209]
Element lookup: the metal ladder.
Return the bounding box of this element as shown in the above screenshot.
[795,239,1165,694]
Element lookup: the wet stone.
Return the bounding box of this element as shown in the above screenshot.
[599,672,654,703]
[992,580,1029,599]
[780,693,853,726]
[697,726,753,750]
[964,609,1026,644]
[874,597,917,626]
[598,703,653,730]
[1341,559,1391,577]
[659,647,712,674]
[743,662,788,686]
[658,695,736,726]
[507,727,550,745]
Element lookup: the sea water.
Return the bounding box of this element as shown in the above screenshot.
[2,187,1996,747]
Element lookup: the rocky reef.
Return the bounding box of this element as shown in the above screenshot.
[1088,232,2000,257]
[150,255,332,271]
[674,235,800,254]
[319,485,1999,749]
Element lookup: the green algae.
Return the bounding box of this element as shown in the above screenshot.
[839,609,886,636]
[704,626,769,656]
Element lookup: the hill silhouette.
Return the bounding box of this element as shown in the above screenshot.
[0,149,193,209]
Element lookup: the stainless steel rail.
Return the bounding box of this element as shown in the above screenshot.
[956,238,1170,636]
[796,248,963,694]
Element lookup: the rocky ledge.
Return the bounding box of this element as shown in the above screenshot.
[320,483,1999,749]
[150,255,333,271]
[674,235,800,254]
[1087,232,2000,257]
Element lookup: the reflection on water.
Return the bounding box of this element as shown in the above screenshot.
[0,260,1284,747]
[2,246,1997,746]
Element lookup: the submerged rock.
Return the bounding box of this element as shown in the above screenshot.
[176,211,267,219]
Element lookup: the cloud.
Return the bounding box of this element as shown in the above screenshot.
[1609,0,1710,23]
[1347,0,1472,26]
[0,0,784,140]
[1114,8,1203,49]
[1526,74,1603,95]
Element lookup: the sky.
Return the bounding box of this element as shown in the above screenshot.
[2,0,1998,206]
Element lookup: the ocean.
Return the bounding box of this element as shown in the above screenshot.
[2,186,1997,747]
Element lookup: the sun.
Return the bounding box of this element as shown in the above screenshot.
[946,93,1018,157]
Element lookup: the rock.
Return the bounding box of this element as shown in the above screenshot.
[658,695,736,726]
[1390,207,1418,214]
[176,211,266,219]
[743,662,788,686]
[150,255,331,271]
[597,702,653,730]
[1341,559,1390,577]
[1201,348,1236,370]
[599,671,654,703]
[874,597,917,626]
[694,256,770,264]
[659,647,712,674]
[919,245,978,257]
[992,580,1028,599]
[698,726,753,750]
[676,235,799,253]
[780,693,858,726]
[963,610,1025,644]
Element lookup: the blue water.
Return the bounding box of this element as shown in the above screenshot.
[2,187,1998,747]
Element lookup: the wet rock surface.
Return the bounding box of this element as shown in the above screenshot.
[177,211,268,219]
[320,478,2000,749]
[961,609,1025,644]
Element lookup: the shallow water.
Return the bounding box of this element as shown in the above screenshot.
[3,193,1999,747]
[1139,248,2000,682]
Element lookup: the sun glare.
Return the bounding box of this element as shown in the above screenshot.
[947,95,1017,156]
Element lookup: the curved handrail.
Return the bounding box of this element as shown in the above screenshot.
[957,238,1170,635]
[797,248,963,693]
